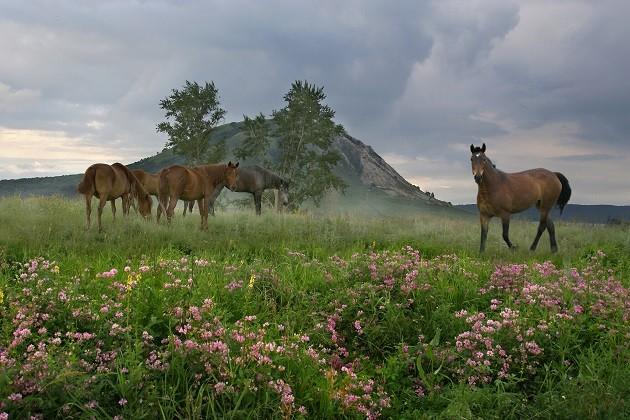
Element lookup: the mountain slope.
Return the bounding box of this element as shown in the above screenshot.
[0,121,457,215]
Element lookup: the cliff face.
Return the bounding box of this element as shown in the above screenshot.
[334,134,449,206]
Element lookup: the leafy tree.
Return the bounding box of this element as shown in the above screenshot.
[234,112,271,166]
[157,80,226,165]
[272,80,346,207]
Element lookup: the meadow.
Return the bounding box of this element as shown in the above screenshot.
[1,196,629,419]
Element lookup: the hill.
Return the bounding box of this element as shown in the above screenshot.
[0,121,459,216]
[456,203,630,225]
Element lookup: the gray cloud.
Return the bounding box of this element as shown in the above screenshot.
[0,0,629,204]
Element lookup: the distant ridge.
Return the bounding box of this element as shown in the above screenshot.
[456,204,630,225]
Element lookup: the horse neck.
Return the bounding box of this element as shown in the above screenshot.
[479,161,502,191]
[265,171,283,188]
[202,164,227,186]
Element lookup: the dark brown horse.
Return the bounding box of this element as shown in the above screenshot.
[77,163,152,232]
[183,165,290,216]
[470,143,571,253]
[157,162,239,230]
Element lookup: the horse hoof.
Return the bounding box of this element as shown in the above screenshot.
[551,247,558,253]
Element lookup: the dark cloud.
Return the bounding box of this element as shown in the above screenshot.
[0,1,628,203]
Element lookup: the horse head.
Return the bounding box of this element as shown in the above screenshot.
[225,161,240,191]
[278,178,290,207]
[470,143,489,184]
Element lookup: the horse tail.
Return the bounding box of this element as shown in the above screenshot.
[77,165,96,195]
[555,172,571,215]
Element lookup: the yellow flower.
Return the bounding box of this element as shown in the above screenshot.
[248,273,256,289]
[51,265,60,274]
[0,289,4,304]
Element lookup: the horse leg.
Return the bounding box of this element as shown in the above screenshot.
[479,213,490,253]
[110,199,117,221]
[182,201,187,217]
[166,196,177,224]
[98,196,107,233]
[254,191,262,216]
[530,211,549,251]
[156,197,163,223]
[84,195,92,230]
[200,197,208,231]
[547,218,558,253]
[501,215,515,249]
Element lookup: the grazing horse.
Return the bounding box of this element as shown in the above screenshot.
[132,169,160,197]
[128,169,161,216]
[470,143,571,253]
[157,162,239,230]
[183,165,290,216]
[77,163,152,232]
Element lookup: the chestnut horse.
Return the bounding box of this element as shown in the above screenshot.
[77,163,152,232]
[157,162,239,230]
[470,143,571,253]
[128,169,161,216]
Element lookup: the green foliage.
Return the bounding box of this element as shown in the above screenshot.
[272,80,347,207]
[156,80,226,165]
[233,113,271,165]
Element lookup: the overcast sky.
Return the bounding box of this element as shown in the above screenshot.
[1,0,629,204]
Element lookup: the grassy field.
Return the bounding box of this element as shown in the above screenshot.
[1,196,629,419]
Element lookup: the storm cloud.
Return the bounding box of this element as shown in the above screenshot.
[1,0,628,204]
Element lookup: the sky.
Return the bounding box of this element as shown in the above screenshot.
[1,0,629,204]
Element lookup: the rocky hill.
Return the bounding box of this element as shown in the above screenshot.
[0,121,457,215]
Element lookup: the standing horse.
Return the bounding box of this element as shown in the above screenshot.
[470,143,571,253]
[157,162,239,230]
[77,163,152,232]
[183,165,290,216]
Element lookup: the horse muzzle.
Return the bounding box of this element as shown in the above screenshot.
[474,174,483,184]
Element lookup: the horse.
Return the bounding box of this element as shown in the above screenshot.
[128,169,161,216]
[470,143,571,253]
[157,162,239,230]
[182,165,290,216]
[77,163,152,232]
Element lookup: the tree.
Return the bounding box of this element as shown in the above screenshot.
[233,112,271,166]
[157,81,226,165]
[272,80,346,207]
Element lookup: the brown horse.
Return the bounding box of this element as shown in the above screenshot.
[157,162,239,230]
[132,169,160,196]
[470,143,571,253]
[77,163,152,232]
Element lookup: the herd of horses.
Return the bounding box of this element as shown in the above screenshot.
[77,144,572,253]
[77,162,290,232]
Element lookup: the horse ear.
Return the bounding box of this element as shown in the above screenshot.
[470,144,475,153]
[481,143,486,153]
[228,161,232,167]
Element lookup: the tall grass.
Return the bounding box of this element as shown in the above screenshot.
[0,196,629,419]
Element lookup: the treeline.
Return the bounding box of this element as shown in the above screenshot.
[156,80,346,208]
